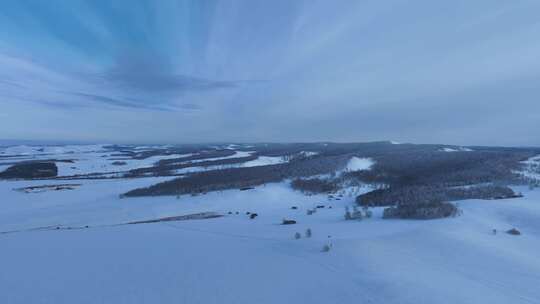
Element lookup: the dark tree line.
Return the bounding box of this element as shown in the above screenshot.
[123,155,351,197]
[124,155,258,178]
[121,143,539,202]
[382,201,459,220]
[290,178,339,194]
[357,185,520,207]
[0,161,58,179]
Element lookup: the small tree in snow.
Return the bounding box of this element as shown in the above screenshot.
[365,209,373,218]
[294,232,302,239]
[305,228,312,238]
[322,236,333,252]
[344,206,352,220]
[363,206,373,218]
[352,206,363,220]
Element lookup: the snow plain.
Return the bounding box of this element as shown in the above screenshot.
[1,146,540,304]
[1,179,540,303]
[0,144,191,177]
[0,145,288,177]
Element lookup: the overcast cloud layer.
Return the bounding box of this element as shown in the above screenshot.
[1,0,539,146]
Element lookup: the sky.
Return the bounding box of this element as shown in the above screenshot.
[1,0,540,146]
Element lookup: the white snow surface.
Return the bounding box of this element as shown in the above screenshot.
[0,145,268,177]
[344,157,375,172]
[1,170,540,303]
[170,154,288,175]
[441,147,473,152]
[0,144,107,156]
[299,151,319,157]
[56,152,193,176]
[242,156,287,167]
[0,144,194,177]
[1,146,540,303]
[192,150,253,162]
[516,154,540,181]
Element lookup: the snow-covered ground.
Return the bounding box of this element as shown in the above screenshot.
[55,152,193,177]
[517,154,540,181]
[170,155,289,175]
[0,144,191,177]
[0,145,295,177]
[344,156,375,172]
[0,144,107,156]
[1,168,540,304]
[440,147,474,152]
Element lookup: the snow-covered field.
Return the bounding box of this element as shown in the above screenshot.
[1,171,540,303]
[0,144,187,177]
[1,145,540,303]
[170,154,288,175]
[0,145,291,177]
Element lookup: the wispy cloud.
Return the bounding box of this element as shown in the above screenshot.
[0,50,236,112]
[102,52,236,93]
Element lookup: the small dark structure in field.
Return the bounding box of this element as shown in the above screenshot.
[111,161,127,166]
[15,183,81,193]
[506,228,521,235]
[240,187,255,191]
[383,201,459,220]
[0,162,58,179]
[250,213,258,219]
[128,212,223,224]
[291,206,298,210]
[282,219,297,225]
[316,205,325,209]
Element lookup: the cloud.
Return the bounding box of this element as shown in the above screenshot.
[1,0,540,146]
[66,92,170,111]
[178,103,203,111]
[101,52,236,93]
[0,50,236,112]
